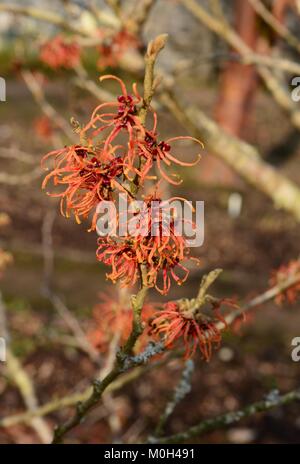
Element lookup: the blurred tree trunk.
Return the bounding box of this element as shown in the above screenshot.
[215,0,258,138]
[201,0,294,187]
[201,0,258,186]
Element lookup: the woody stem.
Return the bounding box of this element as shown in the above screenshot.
[51,36,168,444]
[154,387,300,444]
[130,34,168,195]
[52,275,149,444]
[122,265,149,354]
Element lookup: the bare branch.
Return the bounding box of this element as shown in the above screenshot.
[248,0,300,53]
[0,353,173,429]
[0,167,42,185]
[181,0,300,75]
[160,90,300,222]
[153,360,194,438]
[0,147,36,164]
[258,66,300,132]
[127,0,158,35]
[0,4,89,36]
[180,0,300,132]
[1,268,299,430]
[21,70,74,142]
[154,388,300,443]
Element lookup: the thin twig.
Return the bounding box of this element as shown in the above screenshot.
[0,147,36,164]
[160,90,300,222]
[21,70,74,142]
[1,268,298,430]
[248,0,300,53]
[51,282,148,444]
[127,0,158,35]
[154,388,300,443]
[153,360,194,438]
[258,66,300,132]
[180,0,300,132]
[218,271,300,330]
[0,167,42,185]
[0,4,90,36]
[181,0,300,75]
[131,33,168,195]
[104,0,122,19]
[0,352,173,429]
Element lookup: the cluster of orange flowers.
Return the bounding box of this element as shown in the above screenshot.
[150,298,237,360]
[42,143,126,227]
[39,29,140,71]
[88,291,238,361]
[96,191,199,294]
[42,75,201,295]
[41,73,237,360]
[40,35,81,69]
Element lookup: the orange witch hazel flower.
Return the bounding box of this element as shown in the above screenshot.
[270,259,300,305]
[96,233,195,295]
[40,35,81,69]
[97,28,140,69]
[150,298,237,360]
[88,291,154,353]
[79,75,202,184]
[135,192,200,294]
[137,123,202,185]
[96,191,200,294]
[41,144,127,227]
[81,75,145,150]
[34,116,54,140]
[96,238,140,287]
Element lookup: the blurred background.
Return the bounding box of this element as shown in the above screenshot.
[0,0,300,444]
